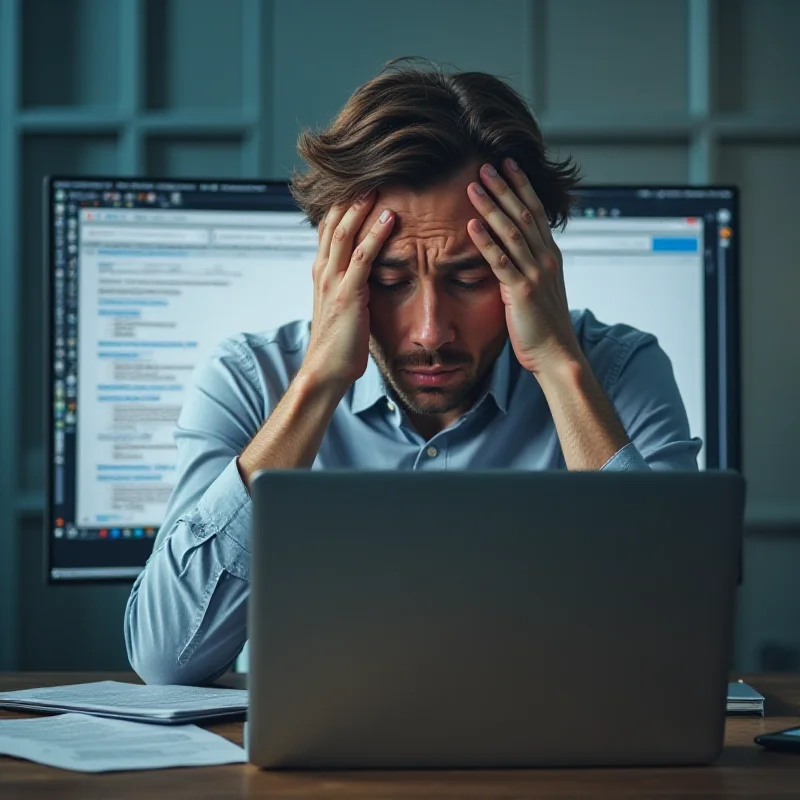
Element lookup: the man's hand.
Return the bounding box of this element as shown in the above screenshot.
[466,158,631,469]
[466,159,580,378]
[238,194,394,481]
[301,192,395,390]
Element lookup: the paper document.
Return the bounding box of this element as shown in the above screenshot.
[0,680,248,724]
[0,713,246,772]
[726,681,765,716]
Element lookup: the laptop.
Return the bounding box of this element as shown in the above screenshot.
[246,469,745,769]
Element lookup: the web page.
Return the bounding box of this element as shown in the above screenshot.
[75,212,706,528]
[75,209,316,527]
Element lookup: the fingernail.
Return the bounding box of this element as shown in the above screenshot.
[507,158,519,171]
[484,164,498,178]
[473,219,484,232]
[473,183,486,195]
[379,209,391,223]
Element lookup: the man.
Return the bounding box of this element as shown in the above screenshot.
[125,59,700,686]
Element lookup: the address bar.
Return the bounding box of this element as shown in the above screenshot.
[82,226,209,246]
[557,235,652,251]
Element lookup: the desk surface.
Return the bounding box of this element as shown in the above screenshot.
[0,672,799,798]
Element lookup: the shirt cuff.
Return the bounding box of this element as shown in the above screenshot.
[600,442,651,471]
[194,457,253,576]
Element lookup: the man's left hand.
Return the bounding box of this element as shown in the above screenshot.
[467,159,581,377]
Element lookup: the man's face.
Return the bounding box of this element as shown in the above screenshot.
[354,162,508,425]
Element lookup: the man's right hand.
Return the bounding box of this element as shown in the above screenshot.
[300,192,395,391]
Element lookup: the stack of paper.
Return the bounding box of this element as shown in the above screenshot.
[726,681,765,716]
[0,713,246,772]
[0,680,248,724]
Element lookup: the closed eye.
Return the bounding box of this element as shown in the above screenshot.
[370,278,410,292]
[370,275,492,292]
[452,279,487,291]
[371,278,488,293]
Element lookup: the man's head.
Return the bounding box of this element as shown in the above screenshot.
[291,58,580,426]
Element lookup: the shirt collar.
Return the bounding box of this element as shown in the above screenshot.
[349,340,513,417]
[350,356,389,414]
[484,339,511,414]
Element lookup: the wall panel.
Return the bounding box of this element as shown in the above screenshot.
[21,0,120,109]
[271,0,530,177]
[552,142,689,184]
[717,0,800,114]
[544,0,687,115]
[146,137,245,176]
[719,142,800,520]
[144,0,246,110]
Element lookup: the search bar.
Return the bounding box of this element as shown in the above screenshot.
[558,235,653,251]
[210,228,317,247]
[82,226,210,246]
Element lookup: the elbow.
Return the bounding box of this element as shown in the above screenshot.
[124,595,175,685]
[130,656,216,688]
[124,585,206,686]
[124,579,237,687]
[129,652,187,687]
[123,522,249,686]
[125,618,218,686]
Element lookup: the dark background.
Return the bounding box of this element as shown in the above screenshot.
[0,0,798,672]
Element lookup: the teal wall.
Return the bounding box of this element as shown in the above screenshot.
[1,0,799,672]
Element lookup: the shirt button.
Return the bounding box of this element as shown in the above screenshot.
[426,446,438,458]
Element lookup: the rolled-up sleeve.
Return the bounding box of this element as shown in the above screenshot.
[600,338,702,472]
[124,337,266,685]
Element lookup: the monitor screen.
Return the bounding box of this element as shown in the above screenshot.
[45,178,739,581]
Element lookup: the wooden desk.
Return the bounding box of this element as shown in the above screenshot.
[1,672,799,798]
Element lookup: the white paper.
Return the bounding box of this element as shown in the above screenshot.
[0,680,247,721]
[0,713,246,772]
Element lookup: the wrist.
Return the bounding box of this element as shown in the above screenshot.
[534,349,630,470]
[533,348,589,394]
[294,361,352,406]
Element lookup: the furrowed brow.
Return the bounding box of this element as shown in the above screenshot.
[372,254,489,271]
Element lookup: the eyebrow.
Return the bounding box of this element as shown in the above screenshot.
[372,254,489,271]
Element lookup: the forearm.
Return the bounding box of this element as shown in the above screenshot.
[537,355,630,471]
[125,458,253,685]
[125,520,248,685]
[237,367,346,484]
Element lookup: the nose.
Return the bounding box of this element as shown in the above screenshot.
[409,284,456,352]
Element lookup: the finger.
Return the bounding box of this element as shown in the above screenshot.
[478,162,549,265]
[341,208,395,293]
[314,203,348,279]
[326,191,377,278]
[466,217,525,288]
[467,179,537,279]
[320,202,349,247]
[500,158,559,261]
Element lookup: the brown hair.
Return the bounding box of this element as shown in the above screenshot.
[290,57,580,230]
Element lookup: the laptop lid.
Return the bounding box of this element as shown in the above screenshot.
[247,469,744,769]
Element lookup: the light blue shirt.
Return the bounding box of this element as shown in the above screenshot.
[124,309,701,685]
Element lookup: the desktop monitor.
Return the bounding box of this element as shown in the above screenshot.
[44,177,739,581]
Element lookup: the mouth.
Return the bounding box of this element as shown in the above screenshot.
[401,367,461,387]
